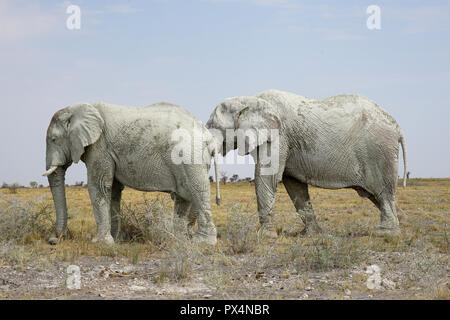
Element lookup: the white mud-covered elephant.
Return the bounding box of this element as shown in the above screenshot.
[207,89,407,237]
[44,102,220,245]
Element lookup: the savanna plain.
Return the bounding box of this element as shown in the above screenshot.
[0,179,448,300]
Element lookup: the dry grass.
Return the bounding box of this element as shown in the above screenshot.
[0,178,448,299]
[0,196,54,244]
[119,195,173,246]
[222,204,259,254]
[286,234,368,272]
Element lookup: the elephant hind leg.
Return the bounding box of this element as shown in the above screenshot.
[353,186,399,235]
[189,193,217,244]
[353,186,380,207]
[173,194,194,238]
[282,175,321,235]
[187,206,199,237]
[175,166,217,245]
[375,194,400,232]
[189,192,217,245]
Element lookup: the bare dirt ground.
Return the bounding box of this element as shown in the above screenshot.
[0,179,449,300]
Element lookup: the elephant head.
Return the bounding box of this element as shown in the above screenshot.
[43,103,104,243]
[206,97,242,155]
[206,96,279,156]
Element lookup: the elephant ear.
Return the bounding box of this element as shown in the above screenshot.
[237,98,281,140]
[236,101,281,155]
[65,103,104,163]
[207,98,244,131]
[262,112,281,142]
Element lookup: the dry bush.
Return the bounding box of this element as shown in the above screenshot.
[287,234,368,272]
[223,204,259,254]
[157,239,198,282]
[120,195,202,281]
[0,197,54,244]
[7,183,21,194]
[119,196,172,247]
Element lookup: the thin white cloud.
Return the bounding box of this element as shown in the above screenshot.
[205,0,301,9]
[106,4,140,14]
[287,25,366,41]
[385,4,450,35]
[0,0,61,42]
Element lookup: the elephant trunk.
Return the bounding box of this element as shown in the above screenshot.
[47,166,68,243]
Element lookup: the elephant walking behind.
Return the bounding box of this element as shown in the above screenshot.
[207,89,407,236]
[44,102,220,245]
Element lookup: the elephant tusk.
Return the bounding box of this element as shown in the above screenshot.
[42,166,58,176]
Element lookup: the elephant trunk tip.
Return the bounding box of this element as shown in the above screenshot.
[48,236,58,245]
[216,196,221,206]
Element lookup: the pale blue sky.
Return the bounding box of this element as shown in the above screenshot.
[0,0,449,185]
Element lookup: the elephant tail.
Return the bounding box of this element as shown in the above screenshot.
[214,149,221,205]
[399,133,407,188]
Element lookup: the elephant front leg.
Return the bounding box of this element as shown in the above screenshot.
[254,164,279,238]
[87,168,115,245]
[252,139,289,238]
[282,175,321,236]
[110,180,124,241]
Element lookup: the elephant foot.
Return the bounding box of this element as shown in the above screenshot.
[298,210,321,235]
[284,223,322,237]
[193,226,217,245]
[257,224,278,239]
[193,232,217,246]
[92,233,115,245]
[299,222,322,236]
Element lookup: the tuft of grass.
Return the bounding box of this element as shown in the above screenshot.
[222,204,259,254]
[0,196,55,244]
[157,234,201,282]
[7,183,22,194]
[431,282,450,300]
[128,244,144,265]
[0,245,35,268]
[406,252,448,285]
[287,234,368,272]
